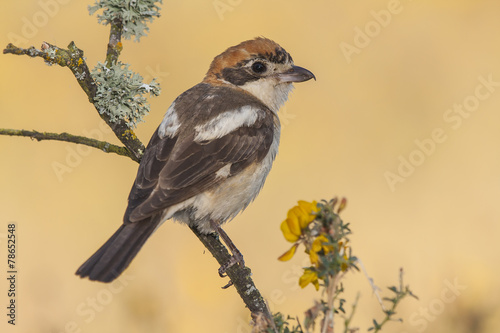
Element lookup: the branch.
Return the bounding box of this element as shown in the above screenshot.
[3,42,145,161]
[4,42,96,101]
[190,226,275,329]
[106,18,123,67]
[0,128,139,161]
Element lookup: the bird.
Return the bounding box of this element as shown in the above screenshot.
[76,37,315,282]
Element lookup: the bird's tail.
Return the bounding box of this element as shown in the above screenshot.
[76,216,161,283]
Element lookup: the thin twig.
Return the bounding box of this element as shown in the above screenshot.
[4,42,96,101]
[343,293,360,333]
[371,269,417,333]
[0,128,138,161]
[356,259,385,311]
[3,42,145,161]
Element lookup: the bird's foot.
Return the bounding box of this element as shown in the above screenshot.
[218,246,245,278]
[209,220,245,288]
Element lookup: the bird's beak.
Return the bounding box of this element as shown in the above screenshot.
[277,65,316,83]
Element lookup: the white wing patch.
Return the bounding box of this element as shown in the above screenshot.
[158,102,180,138]
[194,105,262,142]
[215,164,232,178]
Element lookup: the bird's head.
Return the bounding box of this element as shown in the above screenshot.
[204,37,315,112]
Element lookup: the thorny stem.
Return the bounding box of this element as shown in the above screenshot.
[372,269,415,333]
[342,293,360,333]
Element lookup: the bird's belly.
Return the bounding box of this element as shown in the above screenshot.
[187,159,272,233]
[163,148,276,234]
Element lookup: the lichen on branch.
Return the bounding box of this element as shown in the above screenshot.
[89,0,163,42]
[92,61,160,128]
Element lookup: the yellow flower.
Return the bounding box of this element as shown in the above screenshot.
[286,209,302,236]
[299,268,320,291]
[278,244,298,261]
[280,200,319,243]
[279,200,320,261]
[312,235,331,252]
[309,250,319,265]
[280,218,300,242]
[297,200,320,228]
[309,234,334,265]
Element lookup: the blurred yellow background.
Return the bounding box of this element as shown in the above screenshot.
[1,1,500,332]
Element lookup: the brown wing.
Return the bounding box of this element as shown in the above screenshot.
[124,104,274,223]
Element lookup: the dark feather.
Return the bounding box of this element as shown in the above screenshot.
[75,215,161,282]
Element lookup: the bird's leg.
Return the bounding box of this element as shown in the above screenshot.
[209,220,245,278]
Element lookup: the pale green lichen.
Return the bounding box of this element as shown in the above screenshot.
[89,0,162,41]
[91,61,161,128]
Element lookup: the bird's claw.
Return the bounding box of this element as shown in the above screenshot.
[218,252,245,276]
[218,251,245,287]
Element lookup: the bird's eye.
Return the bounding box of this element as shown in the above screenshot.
[251,62,267,74]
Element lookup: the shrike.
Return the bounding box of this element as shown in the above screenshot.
[76,37,315,282]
